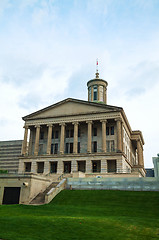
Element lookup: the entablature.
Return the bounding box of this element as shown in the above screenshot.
[24,112,122,127]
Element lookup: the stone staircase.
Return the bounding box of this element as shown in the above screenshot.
[30,182,60,205]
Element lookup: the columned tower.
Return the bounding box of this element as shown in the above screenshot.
[87,60,108,104]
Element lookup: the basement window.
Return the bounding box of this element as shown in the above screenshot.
[37,162,44,174]
[24,162,31,172]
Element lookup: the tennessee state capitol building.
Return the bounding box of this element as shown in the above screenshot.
[18,67,145,178]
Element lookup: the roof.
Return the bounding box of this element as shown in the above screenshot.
[22,98,123,121]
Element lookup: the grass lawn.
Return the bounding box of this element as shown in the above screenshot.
[0,190,159,240]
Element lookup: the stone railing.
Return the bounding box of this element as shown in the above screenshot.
[45,178,66,204]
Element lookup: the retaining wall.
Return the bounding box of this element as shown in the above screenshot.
[66,177,159,191]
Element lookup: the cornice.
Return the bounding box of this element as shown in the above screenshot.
[25,112,121,127]
[20,151,124,160]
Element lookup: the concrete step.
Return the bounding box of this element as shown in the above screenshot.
[30,182,60,205]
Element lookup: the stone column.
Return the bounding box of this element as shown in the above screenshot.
[87,121,92,153]
[46,124,53,155]
[137,140,144,166]
[73,122,79,154]
[100,120,107,153]
[28,129,33,155]
[34,125,40,156]
[22,126,28,155]
[86,159,92,173]
[115,118,122,152]
[60,123,65,154]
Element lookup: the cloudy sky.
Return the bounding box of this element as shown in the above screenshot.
[0,0,159,167]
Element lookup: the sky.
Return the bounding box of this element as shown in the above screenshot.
[0,0,159,167]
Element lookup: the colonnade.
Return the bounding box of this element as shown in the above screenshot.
[21,118,123,156]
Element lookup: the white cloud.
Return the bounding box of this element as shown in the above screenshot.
[0,0,11,17]
[0,0,159,168]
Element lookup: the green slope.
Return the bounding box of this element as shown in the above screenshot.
[0,190,159,240]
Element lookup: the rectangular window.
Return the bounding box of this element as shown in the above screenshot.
[66,130,69,138]
[40,131,44,139]
[50,162,57,173]
[39,144,43,155]
[70,143,73,153]
[111,126,114,135]
[37,162,44,173]
[78,142,80,153]
[93,127,97,136]
[111,140,115,152]
[70,129,74,138]
[54,143,58,154]
[93,141,97,152]
[52,130,54,139]
[65,143,69,153]
[93,86,97,101]
[106,127,109,135]
[106,141,110,152]
[55,131,59,139]
[51,144,54,154]
[25,162,31,172]
[78,129,80,137]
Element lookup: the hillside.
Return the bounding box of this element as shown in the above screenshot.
[0,190,159,240]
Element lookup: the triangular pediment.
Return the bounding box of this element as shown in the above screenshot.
[23,98,122,120]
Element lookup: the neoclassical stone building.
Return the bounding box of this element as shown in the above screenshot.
[19,71,145,177]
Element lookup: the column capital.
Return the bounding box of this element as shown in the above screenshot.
[115,117,122,122]
[47,124,53,127]
[34,125,41,128]
[86,120,93,124]
[72,121,79,125]
[100,119,107,123]
[59,122,66,126]
[23,125,29,129]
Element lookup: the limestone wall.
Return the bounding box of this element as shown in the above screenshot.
[66,177,159,191]
[0,174,51,204]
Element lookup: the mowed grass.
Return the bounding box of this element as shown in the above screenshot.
[0,190,159,240]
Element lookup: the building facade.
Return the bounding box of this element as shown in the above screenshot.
[0,140,23,173]
[19,72,145,177]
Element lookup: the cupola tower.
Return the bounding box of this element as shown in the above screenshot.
[87,60,108,104]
